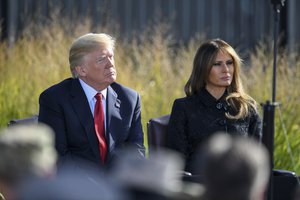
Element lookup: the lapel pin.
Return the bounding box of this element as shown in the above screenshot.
[115,100,121,108]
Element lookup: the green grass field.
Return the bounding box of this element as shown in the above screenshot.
[1,21,299,175]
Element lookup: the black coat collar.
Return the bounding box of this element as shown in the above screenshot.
[198,88,228,108]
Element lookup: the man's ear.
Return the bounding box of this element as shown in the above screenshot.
[75,65,86,77]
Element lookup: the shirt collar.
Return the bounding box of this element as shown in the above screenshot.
[79,78,107,101]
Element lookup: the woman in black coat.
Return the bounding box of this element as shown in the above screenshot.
[167,39,262,174]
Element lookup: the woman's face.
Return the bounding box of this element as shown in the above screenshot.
[206,51,234,93]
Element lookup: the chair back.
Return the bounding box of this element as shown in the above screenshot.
[147,114,170,155]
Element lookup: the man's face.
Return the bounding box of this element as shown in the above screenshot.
[77,48,117,91]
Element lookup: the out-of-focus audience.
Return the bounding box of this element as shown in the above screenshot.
[0,124,57,200]
[0,124,127,200]
[18,169,127,200]
[109,147,204,200]
[1,122,297,200]
[193,133,270,200]
[0,123,203,200]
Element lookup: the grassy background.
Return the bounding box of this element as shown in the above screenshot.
[0,20,299,175]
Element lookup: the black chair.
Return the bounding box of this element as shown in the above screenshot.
[273,169,299,200]
[147,114,170,155]
[8,115,38,127]
[147,114,194,180]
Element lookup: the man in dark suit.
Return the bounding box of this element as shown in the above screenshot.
[38,33,145,173]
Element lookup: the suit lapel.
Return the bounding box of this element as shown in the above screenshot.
[106,86,122,156]
[69,79,101,161]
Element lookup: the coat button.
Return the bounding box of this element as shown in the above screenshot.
[216,102,222,110]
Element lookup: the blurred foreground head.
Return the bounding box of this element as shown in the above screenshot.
[199,133,270,200]
[110,147,204,200]
[0,124,57,186]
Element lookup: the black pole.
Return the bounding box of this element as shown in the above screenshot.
[271,1,282,103]
[262,1,285,200]
[262,101,276,200]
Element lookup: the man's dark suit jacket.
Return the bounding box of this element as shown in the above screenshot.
[38,78,145,172]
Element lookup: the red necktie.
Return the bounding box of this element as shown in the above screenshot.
[94,93,107,163]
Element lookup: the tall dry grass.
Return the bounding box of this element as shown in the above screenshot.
[245,45,300,174]
[0,19,299,174]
